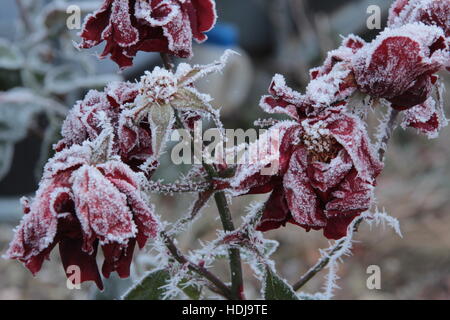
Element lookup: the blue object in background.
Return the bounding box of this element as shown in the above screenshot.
[206,23,239,47]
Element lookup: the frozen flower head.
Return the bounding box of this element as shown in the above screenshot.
[388,0,450,37]
[218,78,383,239]
[352,23,448,110]
[4,142,159,289]
[139,67,178,104]
[260,37,365,117]
[78,0,217,69]
[55,82,155,173]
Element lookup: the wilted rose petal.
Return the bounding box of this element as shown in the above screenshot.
[352,23,447,110]
[78,0,217,69]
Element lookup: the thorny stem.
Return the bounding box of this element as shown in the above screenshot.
[161,231,233,300]
[292,219,363,291]
[202,163,245,300]
[159,53,244,299]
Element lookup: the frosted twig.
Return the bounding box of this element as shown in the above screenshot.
[377,108,400,161]
[160,53,175,71]
[168,190,214,236]
[292,217,363,292]
[145,179,210,195]
[160,231,233,299]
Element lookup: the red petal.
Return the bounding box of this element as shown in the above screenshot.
[59,238,103,290]
[256,184,290,232]
[283,148,326,228]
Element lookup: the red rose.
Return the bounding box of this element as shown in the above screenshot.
[388,0,450,38]
[219,78,383,239]
[55,82,154,173]
[78,0,217,69]
[352,23,447,110]
[4,144,158,289]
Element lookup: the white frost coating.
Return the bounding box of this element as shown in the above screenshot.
[176,49,238,86]
[135,0,180,27]
[305,64,353,107]
[401,82,448,139]
[227,120,300,195]
[300,210,402,300]
[352,23,447,96]
[388,0,449,30]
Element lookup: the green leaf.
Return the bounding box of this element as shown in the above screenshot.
[149,103,174,158]
[123,269,203,300]
[263,267,298,300]
[123,269,170,300]
[0,39,23,70]
[178,279,202,300]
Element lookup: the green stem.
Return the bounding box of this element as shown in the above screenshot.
[161,231,233,300]
[204,163,245,300]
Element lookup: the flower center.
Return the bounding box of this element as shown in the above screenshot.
[301,121,339,163]
[139,68,178,104]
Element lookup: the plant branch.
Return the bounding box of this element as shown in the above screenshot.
[158,53,244,299]
[292,219,363,291]
[160,53,175,71]
[161,231,233,300]
[203,163,245,300]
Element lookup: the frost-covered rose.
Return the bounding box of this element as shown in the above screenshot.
[4,143,158,289]
[259,36,365,115]
[55,82,155,172]
[388,0,450,37]
[304,35,365,108]
[217,78,383,240]
[78,0,217,69]
[352,23,448,110]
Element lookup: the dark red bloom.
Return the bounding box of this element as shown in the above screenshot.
[388,0,450,37]
[78,0,217,69]
[352,23,448,110]
[260,36,364,115]
[219,78,383,240]
[55,82,155,173]
[4,144,159,289]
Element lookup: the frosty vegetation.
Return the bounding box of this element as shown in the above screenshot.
[1,0,449,300]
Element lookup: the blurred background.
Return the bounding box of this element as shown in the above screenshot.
[1,0,449,300]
